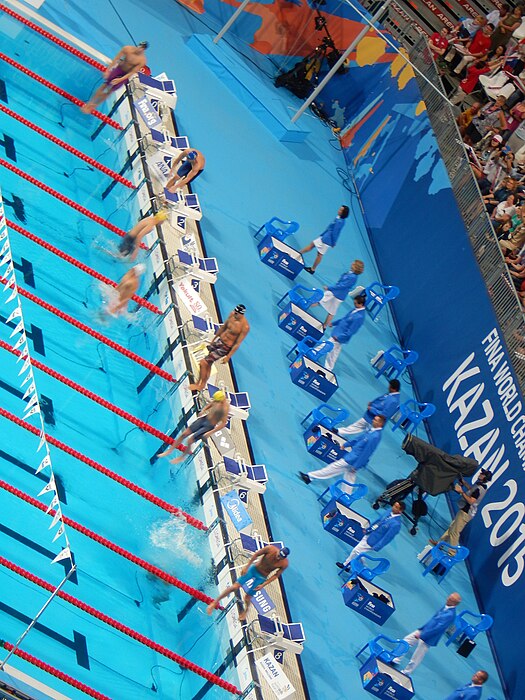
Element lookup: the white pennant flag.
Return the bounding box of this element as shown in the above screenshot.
[49,507,62,529]
[16,347,29,363]
[4,261,14,276]
[37,429,46,451]
[24,394,39,411]
[45,493,59,513]
[6,304,21,324]
[0,240,9,256]
[13,333,27,351]
[0,253,12,268]
[37,474,56,497]
[9,320,24,338]
[6,284,17,304]
[23,382,36,401]
[18,357,31,375]
[20,369,34,387]
[51,545,71,564]
[52,524,65,543]
[36,453,51,474]
[23,404,40,419]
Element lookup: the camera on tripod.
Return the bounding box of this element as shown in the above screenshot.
[274,8,346,100]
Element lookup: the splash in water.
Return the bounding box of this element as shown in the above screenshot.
[149,515,202,567]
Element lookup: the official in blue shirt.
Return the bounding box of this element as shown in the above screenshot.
[324,293,367,371]
[444,671,489,700]
[338,379,401,437]
[316,259,365,328]
[298,415,385,486]
[393,593,461,674]
[336,500,405,569]
[300,205,349,274]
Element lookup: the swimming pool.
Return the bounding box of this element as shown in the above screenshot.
[0,10,240,699]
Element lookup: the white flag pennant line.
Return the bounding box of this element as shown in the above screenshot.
[0,193,73,569]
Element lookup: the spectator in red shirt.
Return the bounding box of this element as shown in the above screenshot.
[450,60,490,104]
[430,28,450,57]
[453,24,493,75]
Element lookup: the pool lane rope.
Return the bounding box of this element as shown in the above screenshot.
[6,219,161,315]
[0,276,177,383]
[0,338,176,442]
[0,407,201,528]
[0,159,149,247]
[0,556,240,694]
[0,641,110,700]
[0,4,107,71]
[0,479,219,607]
[0,52,121,130]
[0,105,134,188]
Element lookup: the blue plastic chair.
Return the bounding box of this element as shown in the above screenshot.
[340,553,390,581]
[445,609,494,646]
[301,404,350,430]
[277,284,323,311]
[373,345,419,380]
[356,635,410,665]
[255,217,299,241]
[391,399,436,433]
[317,479,368,506]
[365,282,400,321]
[422,542,470,583]
[287,336,334,363]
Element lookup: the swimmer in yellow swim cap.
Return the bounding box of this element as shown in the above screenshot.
[118,210,168,260]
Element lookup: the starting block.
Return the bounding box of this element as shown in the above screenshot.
[164,189,203,221]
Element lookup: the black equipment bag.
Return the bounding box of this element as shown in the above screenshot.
[457,638,476,657]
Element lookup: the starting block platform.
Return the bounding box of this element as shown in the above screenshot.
[187,35,309,143]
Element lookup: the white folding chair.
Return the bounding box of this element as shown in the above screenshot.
[249,614,305,655]
[220,456,268,495]
[169,249,218,285]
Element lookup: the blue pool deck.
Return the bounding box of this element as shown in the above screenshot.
[0,0,508,699]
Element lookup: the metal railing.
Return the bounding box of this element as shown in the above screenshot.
[409,36,525,390]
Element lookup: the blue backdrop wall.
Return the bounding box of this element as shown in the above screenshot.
[332,42,524,700]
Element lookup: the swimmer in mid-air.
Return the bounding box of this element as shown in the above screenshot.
[106,264,145,316]
[118,210,168,260]
[81,42,148,114]
[166,148,205,192]
[157,391,230,463]
[207,545,290,620]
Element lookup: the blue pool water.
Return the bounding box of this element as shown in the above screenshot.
[0,15,236,700]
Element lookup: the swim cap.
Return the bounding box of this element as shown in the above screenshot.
[155,210,169,222]
[212,390,226,401]
[278,547,290,559]
[138,41,149,49]
[134,264,146,275]
[234,304,246,315]
[186,150,198,161]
